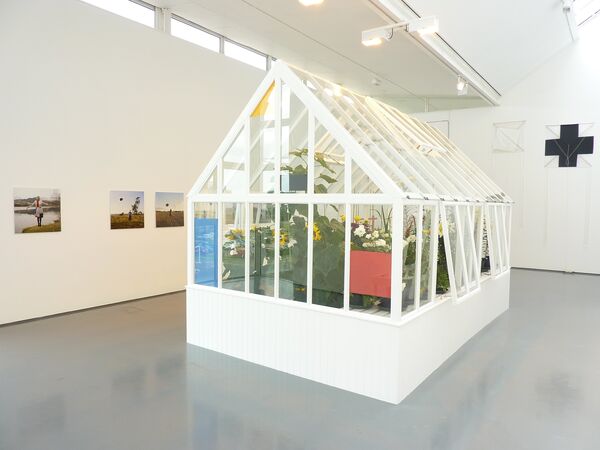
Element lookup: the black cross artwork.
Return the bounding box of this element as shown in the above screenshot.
[545,124,594,168]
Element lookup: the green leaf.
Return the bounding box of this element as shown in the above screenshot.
[290,148,308,157]
[293,165,308,175]
[317,174,337,184]
[314,153,335,173]
[315,184,328,194]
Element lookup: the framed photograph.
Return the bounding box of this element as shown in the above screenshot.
[155,192,184,228]
[110,191,144,229]
[14,188,62,234]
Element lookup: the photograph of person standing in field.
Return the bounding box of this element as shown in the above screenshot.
[155,192,184,228]
[110,191,145,229]
[13,188,62,234]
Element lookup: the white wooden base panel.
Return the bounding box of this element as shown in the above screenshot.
[186,273,510,404]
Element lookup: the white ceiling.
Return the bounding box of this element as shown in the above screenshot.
[407,0,573,93]
[152,0,574,111]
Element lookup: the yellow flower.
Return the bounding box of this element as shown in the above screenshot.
[313,224,322,241]
[438,222,443,237]
[354,215,362,222]
[340,214,346,222]
[279,231,288,246]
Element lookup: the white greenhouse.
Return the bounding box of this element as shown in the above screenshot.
[186,61,512,404]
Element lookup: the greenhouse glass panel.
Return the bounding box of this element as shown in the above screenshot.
[199,166,217,194]
[194,202,218,287]
[488,206,502,275]
[504,205,512,257]
[472,205,485,277]
[445,205,467,297]
[436,210,451,297]
[223,128,246,194]
[314,120,344,194]
[349,204,392,316]
[249,83,276,193]
[497,206,509,272]
[350,95,449,197]
[420,205,436,307]
[249,203,275,296]
[352,159,381,193]
[403,205,418,312]
[312,203,345,308]
[221,203,245,292]
[279,203,308,302]
[281,84,309,193]
[457,205,477,291]
[481,208,492,276]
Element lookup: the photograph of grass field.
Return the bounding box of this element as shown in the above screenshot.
[14,187,62,234]
[156,192,184,228]
[110,191,144,230]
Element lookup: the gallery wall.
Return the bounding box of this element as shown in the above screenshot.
[0,0,263,324]
[416,23,600,274]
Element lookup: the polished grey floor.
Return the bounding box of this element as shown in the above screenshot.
[1,269,599,450]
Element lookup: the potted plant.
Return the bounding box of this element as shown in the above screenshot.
[349,207,393,311]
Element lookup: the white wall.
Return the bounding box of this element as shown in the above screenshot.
[417,23,600,274]
[187,273,509,404]
[0,0,263,324]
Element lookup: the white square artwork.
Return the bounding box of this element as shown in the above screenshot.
[492,121,526,153]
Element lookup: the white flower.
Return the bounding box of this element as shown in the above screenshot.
[376,239,386,247]
[229,249,238,256]
[354,224,366,237]
[262,257,269,266]
[287,238,297,248]
[372,230,379,238]
[365,234,371,239]
[261,243,266,249]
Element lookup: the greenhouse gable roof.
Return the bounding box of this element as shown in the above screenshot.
[190,61,511,204]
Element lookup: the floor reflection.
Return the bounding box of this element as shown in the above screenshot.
[1,271,600,450]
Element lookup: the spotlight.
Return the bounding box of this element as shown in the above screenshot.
[456,76,468,95]
[362,37,384,47]
[299,0,323,6]
[407,16,439,36]
[361,16,438,46]
[361,27,393,47]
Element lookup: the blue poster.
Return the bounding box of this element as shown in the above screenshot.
[194,218,218,287]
